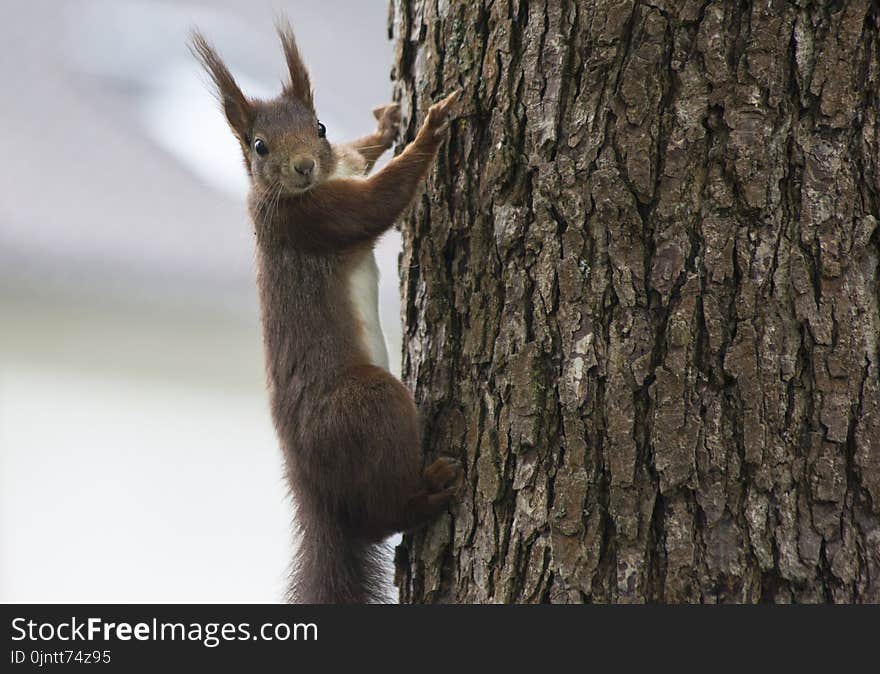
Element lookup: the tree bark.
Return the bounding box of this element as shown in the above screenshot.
[390,0,880,603]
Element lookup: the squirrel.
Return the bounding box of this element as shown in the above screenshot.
[190,21,462,603]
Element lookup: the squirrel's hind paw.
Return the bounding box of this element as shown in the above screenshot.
[423,456,462,493]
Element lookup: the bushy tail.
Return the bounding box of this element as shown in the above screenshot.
[288,511,391,604]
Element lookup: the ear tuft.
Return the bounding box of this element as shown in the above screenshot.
[188,30,254,147]
[276,19,314,108]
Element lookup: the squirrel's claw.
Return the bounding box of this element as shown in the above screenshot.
[372,102,398,120]
[426,89,462,138]
[423,456,462,493]
[373,103,401,144]
[439,89,463,108]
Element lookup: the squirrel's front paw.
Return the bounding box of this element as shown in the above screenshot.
[424,90,462,138]
[372,103,401,145]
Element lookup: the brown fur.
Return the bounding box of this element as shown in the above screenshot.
[190,22,461,603]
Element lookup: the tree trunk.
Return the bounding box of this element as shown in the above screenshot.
[389,0,880,603]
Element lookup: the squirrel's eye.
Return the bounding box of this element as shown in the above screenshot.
[317,122,326,139]
[254,138,269,156]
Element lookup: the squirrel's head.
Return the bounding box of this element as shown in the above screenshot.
[190,22,331,195]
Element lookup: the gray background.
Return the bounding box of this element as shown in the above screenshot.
[0,0,397,602]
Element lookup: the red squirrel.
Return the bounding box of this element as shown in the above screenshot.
[190,22,462,603]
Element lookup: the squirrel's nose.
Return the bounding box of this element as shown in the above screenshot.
[292,156,315,177]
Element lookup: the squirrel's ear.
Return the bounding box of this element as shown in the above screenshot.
[276,20,314,108]
[189,31,254,147]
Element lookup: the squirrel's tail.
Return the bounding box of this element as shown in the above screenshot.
[288,506,391,604]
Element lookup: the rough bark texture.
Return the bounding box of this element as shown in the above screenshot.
[390,0,880,603]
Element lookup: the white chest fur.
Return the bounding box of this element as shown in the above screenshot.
[327,157,389,370]
[348,251,389,370]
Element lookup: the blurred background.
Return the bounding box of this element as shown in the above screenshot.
[0,0,399,602]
